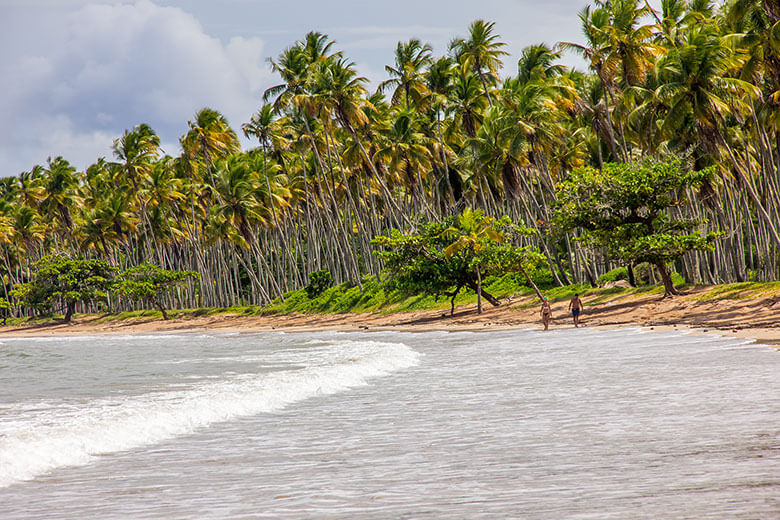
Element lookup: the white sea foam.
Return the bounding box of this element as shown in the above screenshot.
[0,339,419,487]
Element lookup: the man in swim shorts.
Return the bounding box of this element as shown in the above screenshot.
[568,293,583,327]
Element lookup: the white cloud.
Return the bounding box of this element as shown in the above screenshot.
[0,0,270,176]
[0,0,666,176]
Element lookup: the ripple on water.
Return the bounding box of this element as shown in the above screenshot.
[0,329,778,519]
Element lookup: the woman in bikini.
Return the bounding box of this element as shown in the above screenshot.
[540,298,552,330]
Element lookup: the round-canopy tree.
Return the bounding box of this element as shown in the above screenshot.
[115,263,200,320]
[552,156,721,296]
[11,255,115,322]
[372,208,540,316]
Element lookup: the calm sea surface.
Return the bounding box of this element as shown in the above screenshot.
[0,328,778,519]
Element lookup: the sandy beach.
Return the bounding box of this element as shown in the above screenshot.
[1,286,777,345]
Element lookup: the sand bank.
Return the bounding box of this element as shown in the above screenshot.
[1,286,777,345]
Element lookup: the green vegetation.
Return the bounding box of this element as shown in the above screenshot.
[6,257,200,323]
[695,281,780,301]
[264,273,538,316]
[11,256,115,323]
[553,157,721,296]
[114,263,200,320]
[2,2,780,322]
[373,209,540,315]
[304,270,334,299]
[0,297,10,325]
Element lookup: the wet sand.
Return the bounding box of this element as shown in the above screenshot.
[1,286,778,345]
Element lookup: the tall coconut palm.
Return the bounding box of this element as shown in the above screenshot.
[600,0,661,88]
[38,156,80,245]
[378,39,433,108]
[560,5,625,160]
[466,106,528,201]
[113,123,160,191]
[374,107,433,206]
[450,19,508,107]
[180,108,241,241]
[517,44,568,84]
[113,123,161,257]
[448,72,488,140]
[242,104,286,228]
[181,108,241,172]
[654,22,780,247]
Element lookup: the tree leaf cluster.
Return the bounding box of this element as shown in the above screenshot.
[372,209,538,314]
[11,256,199,322]
[114,263,200,320]
[552,157,722,295]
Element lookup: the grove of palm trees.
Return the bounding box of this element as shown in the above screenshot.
[2,0,779,318]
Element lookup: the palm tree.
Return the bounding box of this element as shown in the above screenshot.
[443,208,504,313]
[450,19,508,107]
[517,44,567,84]
[466,106,527,202]
[600,0,661,88]
[180,108,241,242]
[10,205,46,260]
[448,72,487,140]
[559,5,625,160]
[210,154,266,245]
[374,107,433,208]
[242,104,287,228]
[113,123,160,191]
[113,123,161,258]
[181,108,241,172]
[655,22,780,248]
[38,157,80,246]
[17,166,45,210]
[378,39,433,108]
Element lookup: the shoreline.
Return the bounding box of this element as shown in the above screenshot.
[0,286,777,346]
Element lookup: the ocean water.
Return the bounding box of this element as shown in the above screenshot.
[0,328,778,519]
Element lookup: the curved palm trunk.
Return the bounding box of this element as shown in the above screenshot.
[476,264,482,314]
[717,132,780,249]
[436,110,457,206]
[343,124,410,228]
[261,144,291,301]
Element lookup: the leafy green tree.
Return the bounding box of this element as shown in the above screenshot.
[553,157,721,296]
[373,209,536,316]
[0,296,10,325]
[115,263,200,320]
[12,255,115,322]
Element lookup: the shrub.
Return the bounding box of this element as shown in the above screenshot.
[597,267,628,286]
[305,270,333,299]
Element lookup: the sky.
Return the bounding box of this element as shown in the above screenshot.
[0,0,653,177]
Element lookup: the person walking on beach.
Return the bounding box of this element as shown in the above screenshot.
[540,298,552,330]
[569,293,583,327]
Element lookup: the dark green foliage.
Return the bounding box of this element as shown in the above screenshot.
[372,209,540,315]
[305,270,333,299]
[522,257,557,289]
[265,272,539,316]
[597,267,629,285]
[11,255,115,322]
[553,157,722,295]
[0,297,10,325]
[114,263,200,320]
